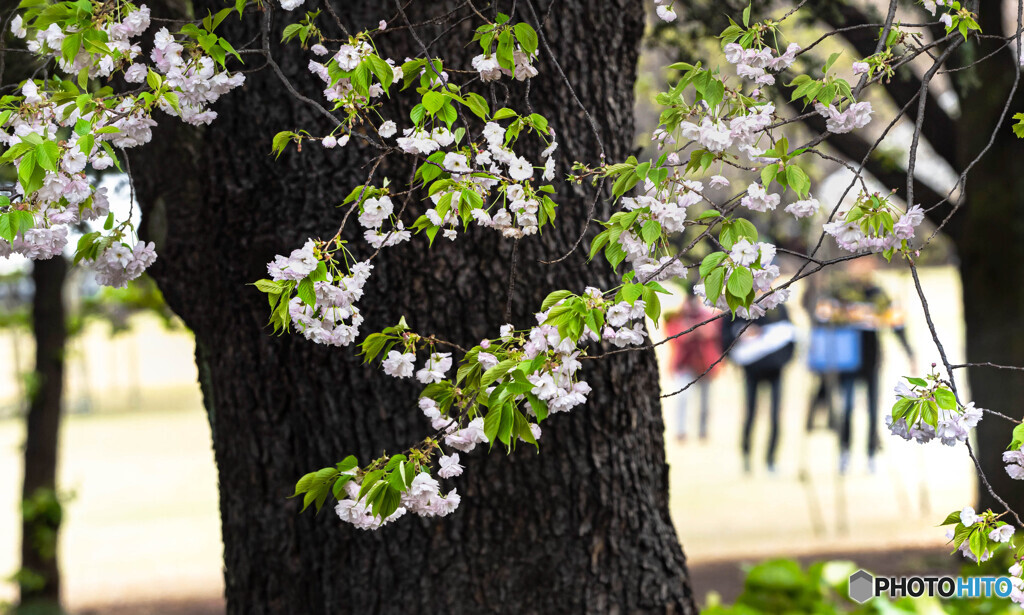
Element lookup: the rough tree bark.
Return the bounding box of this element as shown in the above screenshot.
[134,0,696,613]
[18,257,66,614]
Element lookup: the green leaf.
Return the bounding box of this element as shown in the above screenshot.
[376,485,402,519]
[497,402,514,446]
[1008,423,1024,451]
[34,141,60,173]
[542,290,574,311]
[492,107,517,120]
[271,131,294,158]
[513,22,538,55]
[296,277,316,307]
[698,254,726,280]
[61,32,82,62]
[484,403,502,445]
[281,23,302,42]
[640,219,662,245]
[934,387,957,411]
[422,90,446,114]
[905,377,927,387]
[704,79,725,111]
[496,29,514,71]
[481,358,519,387]
[351,63,370,96]
[337,455,358,474]
[367,54,394,92]
[969,529,984,563]
[463,92,490,119]
[705,267,726,306]
[785,165,811,198]
[823,51,842,74]
[588,229,611,261]
[292,471,316,497]
[891,397,914,421]
[940,510,963,526]
[921,400,938,428]
[357,470,385,501]
[733,218,758,242]
[727,267,753,299]
[642,286,662,322]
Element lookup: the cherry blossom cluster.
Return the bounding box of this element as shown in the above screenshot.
[400,117,560,242]
[1011,561,1024,607]
[1005,450,1024,480]
[88,239,158,288]
[613,178,699,283]
[262,238,372,347]
[17,4,149,77]
[692,236,789,320]
[1004,423,1024,481]
[2,1,247,286]
[885,376,983,446]
[148,27,246,125]
[653,0,678,23]
[334,468,461,530]
[724,42,800,88]
[592,34,859,322]
[305,35,400,121]
[359,196,412,249]
[470,19,539,82]
[943,506,1016,564]
[330,285,657,528]
[823,192,925,254]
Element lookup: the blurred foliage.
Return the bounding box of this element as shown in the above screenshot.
[76,273,178,335]
[0,267,178,336]
[704,556,1021,614]
[20,488,64,563]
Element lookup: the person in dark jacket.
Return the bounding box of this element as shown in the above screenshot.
[806,258,914,474]
[722,305,796,474]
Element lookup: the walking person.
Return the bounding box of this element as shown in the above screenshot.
[723,305,796,474]
[809,259,914,473]
[665,296,722,442]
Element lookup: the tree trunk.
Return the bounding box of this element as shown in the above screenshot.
[134,1,695,613]
[956,8,1024,516]
[18,256,66,614]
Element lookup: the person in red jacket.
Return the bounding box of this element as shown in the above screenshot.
[665,296,723,442]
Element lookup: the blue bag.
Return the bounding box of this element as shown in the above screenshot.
[807,326,862,373]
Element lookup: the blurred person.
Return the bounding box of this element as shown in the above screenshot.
[809,258,914,474]
[665,295,723,442]
[723,305,797,474]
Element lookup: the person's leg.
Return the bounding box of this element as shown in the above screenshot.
[742,371,758,473]
[807,376,828,431]
[698,377,711,440]
[839,372,856,473]
[866,366,881,469]
[674,370,693,441]
[766,371,782,471]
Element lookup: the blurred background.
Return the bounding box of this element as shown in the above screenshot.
[1,0,1011,613]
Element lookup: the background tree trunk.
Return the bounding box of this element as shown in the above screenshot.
[955,3,1024,516]
[134,1,696,613]
[18,256,66,614]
